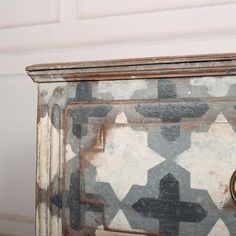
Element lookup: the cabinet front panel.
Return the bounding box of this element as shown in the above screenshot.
[61,96,236,235]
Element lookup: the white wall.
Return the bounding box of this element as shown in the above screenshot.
[1,0,236,235]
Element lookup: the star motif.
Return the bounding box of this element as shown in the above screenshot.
[86,126,165,200]
[176,113,236,209]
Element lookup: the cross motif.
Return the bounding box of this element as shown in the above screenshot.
[135,79,209,141]
[68,171,105,230]
[132,174,207,236]
[51,171,105,231]
[70,82,112,139]
[70,105,112,139]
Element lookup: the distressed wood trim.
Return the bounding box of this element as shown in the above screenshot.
[26,53,236,83]
[36,90,64,236]
[26,53,236,71]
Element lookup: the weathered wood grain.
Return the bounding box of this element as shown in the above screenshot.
[26,53,236,83]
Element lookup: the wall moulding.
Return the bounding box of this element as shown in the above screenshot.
[76,0,236,19]
[0,213,35,236]
[1,36,236,76]
[0,213,34,225]
[0,4,236,55]
[0,0,60,29]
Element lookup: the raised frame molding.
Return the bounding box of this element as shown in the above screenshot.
[1,4,236,54]
[0,213,35,236]
[1,3,236,77]
[0,213,34,224]
[76,0,236,19]
[0,0,60,29]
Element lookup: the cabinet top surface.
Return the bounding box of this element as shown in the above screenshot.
[26,52,236,83]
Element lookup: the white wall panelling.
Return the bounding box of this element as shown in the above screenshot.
[0,76,36,235]
[0,218,34,236]
[1,3,236,76]
[77,0,236,19]
[0,213,34,236]
[0,0,60,29]
[1,3,236,54]
[1,36,236,76]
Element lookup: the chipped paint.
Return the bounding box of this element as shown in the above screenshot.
[98,80,147,99]
[177,114,236,209]
[191,77,236,97]
[37,203,49,236]
[88,126,165,200]
[37,112,50,190]
[51,215,62,236]
[50,121,60,183]
[39,83,67,104]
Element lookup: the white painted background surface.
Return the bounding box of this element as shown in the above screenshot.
[1,0,236,235]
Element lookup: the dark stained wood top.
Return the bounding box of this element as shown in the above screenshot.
[26,53,236,83]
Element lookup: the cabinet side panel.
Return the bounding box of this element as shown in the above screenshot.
[36,83,69,236]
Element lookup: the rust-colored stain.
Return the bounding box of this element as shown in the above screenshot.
[223,199,236,212]
[93,128,105,151]
[102,224,164,236]
[209,171,215,176]
[80,194,103,207]
[219,182,230,194]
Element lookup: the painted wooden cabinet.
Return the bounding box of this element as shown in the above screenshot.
[26,53,236,236]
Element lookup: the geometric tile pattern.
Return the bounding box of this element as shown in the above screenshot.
[48,77,236,235]
[208,219,230,236]
[176,113,236,209]
[132,174,207,236]
[88,126,165,201]
[123,162,219,236]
